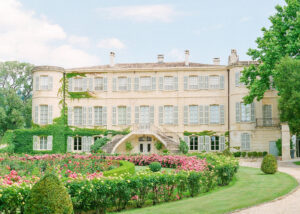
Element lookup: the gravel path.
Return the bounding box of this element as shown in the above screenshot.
[233,159,300,214]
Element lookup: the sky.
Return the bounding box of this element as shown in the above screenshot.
[0,0,285,68]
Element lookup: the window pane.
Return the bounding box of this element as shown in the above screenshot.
[189,105,198,124]
[189,76,198,89]
[147,144,151,152]
[241,103,251,122]
[140,77,151,90]
[40,76,48,90]
[164,76,174,90]
[94,107,103,125]
[40,105,48,124]
[164,106,173,124]
[209,76,219,89]
[74,78,83,92]
[118,77,127,91]
[140,106,150,124]
[95,78,103,90]
[189,136,198,151]
[140,144,143,153]
[118,106,126,125]
[210,105,220,124]
[74,107,83,125]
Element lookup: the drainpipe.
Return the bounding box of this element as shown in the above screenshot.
[227,69,230,148]
[63,72,66,126]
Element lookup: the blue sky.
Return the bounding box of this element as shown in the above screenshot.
[0,0,285,68]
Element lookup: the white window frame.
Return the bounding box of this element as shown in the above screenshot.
[118,77,128,91]
[189,136,198,151]
[164,76,174,90]
[210,136,220,151]
[241,103,251,122]
[40,76,49,90]
[188,75,198,90]
[39,136,48,150]
[140,76,151,91]
[241,133,251,151]
[163,105,174,124]
[74,136,82,151]
[94,77,104,91]
[74,78,83,92]
[118,106,127,125]
[40,105,48,125]
[94,106,103,125]
[189,105,199,124]
[210,105,220,124]
[74,107,83,126]
[209,75,220,89]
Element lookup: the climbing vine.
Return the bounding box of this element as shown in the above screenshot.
[183,130,217,136]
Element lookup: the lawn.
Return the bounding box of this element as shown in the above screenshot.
[293,161,300,165]
[118,167,298,214]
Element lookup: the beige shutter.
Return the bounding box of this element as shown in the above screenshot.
[35,76,39,91]
[47,136,53,151]
[236,102,240,123]
[220,136,225,151]
[173,106,178,124]
[184,106,188,125]
[68,107,73,126]
[48,105,53,124]
[112,106,116,125]
[126,106,131,125]
[102,107,107,126]
[134,77,139,91]
[68,78,73,92]
[204,76,208,89]
[127,78,131,91]
[219,75,224,89]
[34,106,39,124]
[103,77,107,91]
[199,105,204,124]
[184,76,188,90]
[159,106,163,125]
[135,106,139,124]
[251,102,256,122]
[204,105,209,124]
[220,105,225,124]
[112,78,117,91]
[235,72,240,87]
[67,136,73,152]
[205,136,210,152]
[88,107,93,125]
[33,136,39,151]
[151,77,156,90]
[199,136,205,151]
[48,76,53,91]
[82,107,87,126]
[174,77,178,90]
[150,106,154,124]
[159,77,163,90]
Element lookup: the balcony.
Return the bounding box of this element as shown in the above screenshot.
[256,118,280,128]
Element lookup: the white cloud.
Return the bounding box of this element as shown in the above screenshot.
[97,4,177,23]
[167,48,184,61]
[239,16,252,23]
[97,38,125,50]
[68,35,90,48]
[0,0,99,68]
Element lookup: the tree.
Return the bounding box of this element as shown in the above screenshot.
[274,57,300,134]
[241,0,300,103]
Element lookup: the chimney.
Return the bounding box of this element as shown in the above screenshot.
[228,49,239,65]
[213,57,220,65]
[157,54,164,63]
[185,50,190,66]
[110,52,115,67]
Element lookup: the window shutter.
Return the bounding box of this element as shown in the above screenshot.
[68,107,73,126]
[103,77,107,91]
[48,105,53,124]
[251,102,255,122]
[236,102,240,123]
[113,78,117,91]
[159,77,163,90]
[83,78,88,91]
[199,105,204,124]
[205,136,210,151]
[173,106,178,124]
[151,77,156,90]
[199,136,205,151]
[87,136,93,152]
[127,77,131,91]
[102,107,107,125]
[150,106,154,124]
[198,76,203,89]
[34,105,39,124]
[48,76,53,91]
[204,76,208,89]
[126,106,131,125]
[219,75,224,89]
[135,106,139,124]
[81,136,86,152]
[159,106,163,125]
[235,72,240,87]
[184,76,188,90]
[112,106,116,125]
[67,136,73,152]
[174,77,178,90]
[184,136,189,146]
[204,105,209,124]
[134,77,139,91]
[220,105,225,124]
[47,136,53,151]
[220,136,225,151]
[33,136,38,151]
[68,78,73,92]
[35,76,39,91]
[246,133,251,150]
[88,78,93,91]
[82,107,87,126]
[184,106,188,125]
[88,107,93,125]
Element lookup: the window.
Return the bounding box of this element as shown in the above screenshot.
[74,78,83,92]
[140,77,151,91]
[140,106,150,124]
[39,136,48,150]
[241,103,251,122]
[40,76,49,90]
[241,133,250,151]
[210,105,220,124]
[164,106,174,124]
[189,136,198,151]
[189,105,198,124]
[94,107,103,125]
[118,77,127,91]
[94,78,103,91]
[139,144,144,153]
[209,76,219,89]
[263,104,272,126]
[189,76,198,90]
[40,105,48,125]
[74,107,83,125]
[147,144,151,152]
[164,76,174,90]
[74,137,82,151]
[211,136,220,151]
[118,106,127,125]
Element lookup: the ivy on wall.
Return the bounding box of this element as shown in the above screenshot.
[68,92,94,99]
[183,130,217,136]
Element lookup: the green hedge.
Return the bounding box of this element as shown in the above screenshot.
[103,160,135,177]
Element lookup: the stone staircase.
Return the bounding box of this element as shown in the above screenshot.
[102,134,124,153]
[156,132,180,153]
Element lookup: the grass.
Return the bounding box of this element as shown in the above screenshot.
[135,165,174,173]
[118,167,298,214]
[294,161,300,165]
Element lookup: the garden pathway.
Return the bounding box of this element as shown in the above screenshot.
[233,158,300,214]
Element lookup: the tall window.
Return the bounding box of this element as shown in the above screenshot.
[139,144,144,153]
[74,107,83,125]
[94,78,103,91]
[118,106,127,125]
[211,136,219,151]
[74,137,82,151]
[210,105,220,124]
[164,76,174,90]
[40,76,49,90]
[140,77,151,91]
[74,78,83,92]
[189,136,198,151]
[140,106,150,124]
[189,105,198,124]
[189,76,198,89]
[94,107,103,125]
[241,103,251,122]
[164,106,174,124]
[39,136,47,150]
[118,77,127,91]
[263,105,272,126]
[40,105,48,125]
[147,144,151,152]
[241,133,250,151]
[209,76,219,89]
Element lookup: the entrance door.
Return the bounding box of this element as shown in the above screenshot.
[296,139,300,157]
[269,141,278,156]
[140,106,150,129]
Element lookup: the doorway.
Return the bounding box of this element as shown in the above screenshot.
[269,141,278,156]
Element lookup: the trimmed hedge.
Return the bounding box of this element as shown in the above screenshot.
[103,160,135,177]
[261,154,278,174]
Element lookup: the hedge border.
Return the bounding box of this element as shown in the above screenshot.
[103,160,135,177]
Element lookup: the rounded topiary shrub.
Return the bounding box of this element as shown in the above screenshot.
[25,173,73,214]
[261,154,278,174]
[149,162,162,172]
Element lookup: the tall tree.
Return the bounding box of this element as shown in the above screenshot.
[241,0,300,103]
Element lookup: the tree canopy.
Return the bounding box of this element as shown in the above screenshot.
[241,0,300,103]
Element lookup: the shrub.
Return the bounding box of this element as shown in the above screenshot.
[90,137,109,153]
[263,151,268,157]
[252,151,258,158]
[261,154,278,174]
[155,142,163,151]
[149,162,162,172]
[24,173,73,214]
[233,152,241,157]
[103,160,135,177]
[276,138,282,156]
[241,152,246,157]
[179,140,189,154]
[125,141,133,152]
[247,152,252,158]
[258,152,263,157]
[162,149,169,154]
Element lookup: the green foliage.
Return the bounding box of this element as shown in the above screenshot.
[103,160,135,177]
[276,138,282,156]
[263,151,268,157]
[241,0,300,103]
[25,173,73,214]
[149,162,162,172]
[179,140,189,154]
[66,72,86,79]
[91,137,109,153]
[184,130,216,136]
[155,142,163,151]
[261,154,278,174]
[125,141,133,152]
[162,149,169,154]
[241,152,247,157]
[233,152,241,157]
[68,91,94,99]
